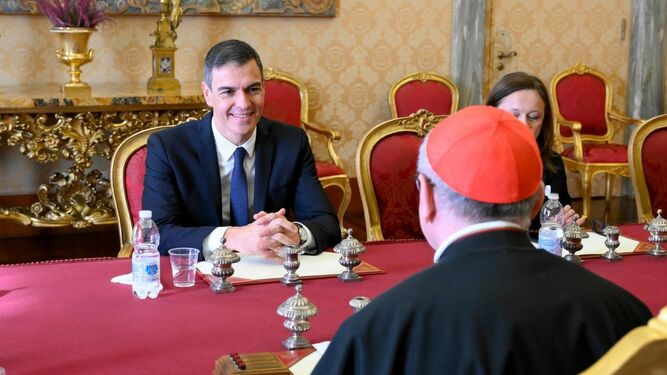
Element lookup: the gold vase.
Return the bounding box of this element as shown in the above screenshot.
[51,27,95,97]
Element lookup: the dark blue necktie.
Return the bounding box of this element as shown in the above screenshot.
[230,147,248,226]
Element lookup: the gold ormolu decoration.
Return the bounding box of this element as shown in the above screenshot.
[0,108,208,228]
[147,0,182,94]
[51,27,95,97]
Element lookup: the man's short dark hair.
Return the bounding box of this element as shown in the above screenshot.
[203,39,264,88]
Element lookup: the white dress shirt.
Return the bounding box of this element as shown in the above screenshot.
[202,118,313,258]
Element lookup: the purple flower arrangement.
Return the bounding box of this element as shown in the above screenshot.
[37,0,108,28]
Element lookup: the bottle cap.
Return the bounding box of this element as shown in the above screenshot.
[544,185,559,200]
[139,210,152,219]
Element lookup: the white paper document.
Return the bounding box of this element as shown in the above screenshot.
[575,231,641,255]
[196,252,349,281]
[532,231,643,256]
[289,341,329,375]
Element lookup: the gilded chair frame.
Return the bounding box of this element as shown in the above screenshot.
[110,125,175,257]
[581,306,667,374]
[356,109,444,241]
[388,71,459,118]
[549,63,644,218]
[628,114,667,223]
[264,68,351,232]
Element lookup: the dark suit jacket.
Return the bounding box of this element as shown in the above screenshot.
[142,113,340,255]
[313,229,651,375]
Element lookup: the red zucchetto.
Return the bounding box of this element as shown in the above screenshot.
[425,105,543,204]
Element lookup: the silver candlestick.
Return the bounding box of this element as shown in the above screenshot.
[276,284,318,350]
[334,228,366,282]
[562,221,588,263]
[281,245,304,286]
[209,238,240,293]
[601,225,622,261]
[645,209,667,257]
[349,296,371,313]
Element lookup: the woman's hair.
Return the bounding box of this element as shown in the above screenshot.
[486,72,556,174]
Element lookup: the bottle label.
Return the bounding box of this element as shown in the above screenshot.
[538,237,561,252]
[132,260,160,283]
[145,264,158,277]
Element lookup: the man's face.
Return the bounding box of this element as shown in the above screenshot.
[201,60,264,145]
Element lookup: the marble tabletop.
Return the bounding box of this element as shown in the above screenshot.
[0,82,207,111]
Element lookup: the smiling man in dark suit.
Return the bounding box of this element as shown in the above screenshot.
[142,39,340,259]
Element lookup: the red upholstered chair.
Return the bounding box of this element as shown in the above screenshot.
[549,63,644,218]
[263,68,351,233]
[356,109,444,241]
[388,72,459,118]
[628,114,667,223]
[110,125,174,257]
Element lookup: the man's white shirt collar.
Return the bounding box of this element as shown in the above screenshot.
[211,117,257,160]
[433,221,525,263]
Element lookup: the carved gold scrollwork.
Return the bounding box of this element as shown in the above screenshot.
[397,109,442,137]
[571,62,593,75]
[0,108,209,228]
[30,167,114,228]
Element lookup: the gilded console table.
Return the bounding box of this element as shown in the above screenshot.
[0,83,209,228]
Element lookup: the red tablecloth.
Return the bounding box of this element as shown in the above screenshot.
[1,238,665,374]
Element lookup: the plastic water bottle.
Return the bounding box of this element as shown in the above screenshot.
[132,210,161,299]
[538,185,565,256]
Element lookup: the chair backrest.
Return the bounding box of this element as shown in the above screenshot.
[110,125,175,257]
[388,72,458,118]
[356,109,444,241]
[628,114,667,223]
[581,306,667,374]
[550,63,615,142]
[263,68,307,129]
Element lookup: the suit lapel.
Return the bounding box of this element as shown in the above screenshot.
[254,118,272,213]
[197,113,223,225]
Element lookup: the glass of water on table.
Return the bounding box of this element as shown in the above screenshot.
[168,248,200,287]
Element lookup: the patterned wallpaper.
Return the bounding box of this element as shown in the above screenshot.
[487,0,632,111]
[0,0,638,196]
[0,0,452,194]
[487,0,632,197]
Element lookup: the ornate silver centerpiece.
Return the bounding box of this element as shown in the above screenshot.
[281,245,304,286]
[276,284,318,350]
[334,229,366,282]
[562,221,589,263]
[645,209,667,257]
[349,296,371,313]
[601,225,622,261]
[209,238,240,293]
